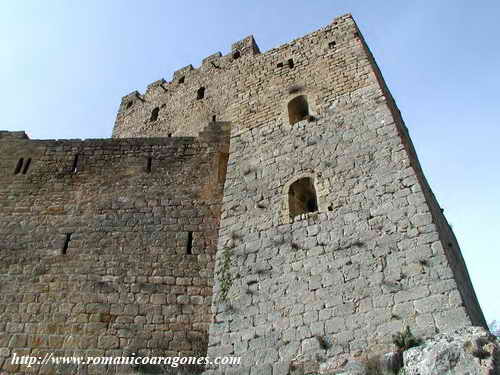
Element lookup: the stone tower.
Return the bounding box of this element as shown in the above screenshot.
[197,14,486,374]
[0,13,486,375]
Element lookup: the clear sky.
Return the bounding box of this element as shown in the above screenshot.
[1,1,498,323]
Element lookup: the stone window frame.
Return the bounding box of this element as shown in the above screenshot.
[280,172,325,224]
[281,90,317,126]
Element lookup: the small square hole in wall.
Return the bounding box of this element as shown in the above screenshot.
[277,62,283,68]
[328,41,336,49]
[197,87,205,100]
[150,107,159,122]
[179,76,185,84]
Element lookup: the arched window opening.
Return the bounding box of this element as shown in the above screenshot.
[14,158,24,175]
[150,107,159,122]
[288,177,318,219]
[288,95,309,125]
[197,87,205,100]
[233,51,240,60]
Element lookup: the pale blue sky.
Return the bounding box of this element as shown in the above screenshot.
[1,1,498,323]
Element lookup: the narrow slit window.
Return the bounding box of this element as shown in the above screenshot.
[186,231,193,255]
[22,158,31,174]
[150,107,159,122]
[212,115,217,122]
[288,95,309,125]
[62,233,72,255]
[288,177,318,219]
[233,51,240,60]
[72,154,79,173]
[146,156,152,173]
[14,158,24,175]
[288,58,294,68]
[197,87,205,100]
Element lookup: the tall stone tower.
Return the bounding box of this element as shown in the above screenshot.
[0,13,486,375]
[113,12,486,374]
[197,14,486,374]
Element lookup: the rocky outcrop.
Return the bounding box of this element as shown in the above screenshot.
[295,326,498,375]
[403,326,498,375]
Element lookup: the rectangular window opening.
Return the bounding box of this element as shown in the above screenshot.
[277,62,283,68]
[288,59,294,69]
[186,231,193,255]
[329,41,336,49]
[14,158,24,175]
[146,156,152,173]
[72,154,79,173]
[22,158,31,174]
[62,233,72,255]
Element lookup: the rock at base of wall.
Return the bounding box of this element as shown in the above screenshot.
[319,326,498,375]
[403,326,498,375]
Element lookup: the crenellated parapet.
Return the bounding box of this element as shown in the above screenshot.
[112,14,357,139]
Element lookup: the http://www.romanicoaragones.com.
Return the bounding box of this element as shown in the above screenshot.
[9,352,241,369]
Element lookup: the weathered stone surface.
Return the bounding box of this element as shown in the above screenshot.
[403,326,499,375]
[0,126,228,373]
[0,12,487,375]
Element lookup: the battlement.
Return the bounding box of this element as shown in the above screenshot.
[119,33,261,110]
[113,13,357,139]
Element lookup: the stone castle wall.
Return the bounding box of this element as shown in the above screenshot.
[0,13,486,375]
[201,15,486,374]
[0,124,229,374]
